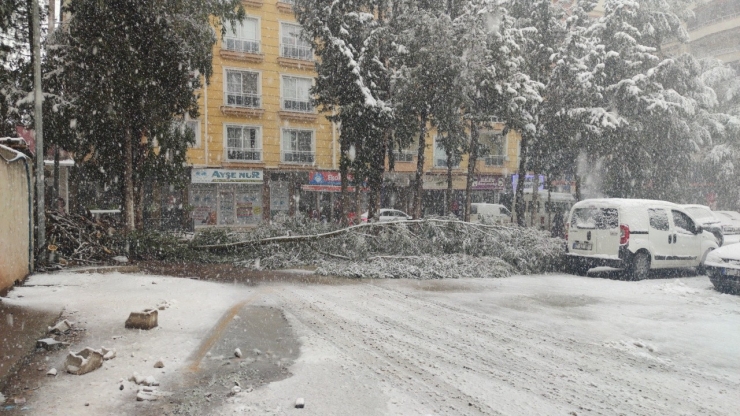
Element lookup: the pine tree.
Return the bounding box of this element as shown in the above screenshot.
[47,0,244,230]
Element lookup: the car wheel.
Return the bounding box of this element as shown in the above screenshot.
[627,251,650,281]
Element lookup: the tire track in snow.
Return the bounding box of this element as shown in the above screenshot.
[272,281,737,416]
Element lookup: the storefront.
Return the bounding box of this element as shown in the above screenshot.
[300,170,367,221]
[190,168,263,228]
[471,174,507,204]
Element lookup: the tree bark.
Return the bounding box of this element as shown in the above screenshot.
[464,120,479,222]
[530,172,539,227]
[123,127,135,232]
[413,110,428,219]
[339,136,350,225]
[445,145,453,216]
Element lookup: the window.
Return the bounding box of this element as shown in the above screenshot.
[282,129,314,163]
[226,125,261,162]
[185,119,200,148]
[570,208,619,230]
[648,208,670,231]
[223,17,260,54]
[281,22,312,60]
[282,76,313,112]
[672,210,696,234]
[225,70,260,108]
[480,129,506,166]
[434,136,459,168]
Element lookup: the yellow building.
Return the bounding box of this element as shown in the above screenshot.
[186,0,522,226]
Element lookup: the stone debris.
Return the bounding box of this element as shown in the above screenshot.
[154,360,165,368]
[36,338,68,351]
[157,301,171,311]
[46,368,57,376]
[136,392,157,401]
[234,348,243,358]
[253,348,262,356]
[102,347,116,360]
[229,386,241,396]
[65,347,105,375]
[48,319,72,335]
[295,398,305,408]
[125,309,158,330]
[129,372,160,386]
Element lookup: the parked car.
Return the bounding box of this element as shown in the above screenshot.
[703,243,740,294]
[361,209,412,222]
[566,199,718,280]
[714,211,740,246]
[469,203,511,224]
[681,204,725,246]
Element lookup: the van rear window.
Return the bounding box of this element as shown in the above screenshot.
[571,208,618,229]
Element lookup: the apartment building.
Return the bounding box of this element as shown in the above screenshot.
[185,0,522,227]
[677,0,740,70]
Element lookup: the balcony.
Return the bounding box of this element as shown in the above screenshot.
[278,44,314,69]
[393,152,415,163]
[225,92,260,108]
[220,39,263,63]
[226,148,262,162]
[277,0,294,13]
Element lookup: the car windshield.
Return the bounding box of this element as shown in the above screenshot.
[685,207,714,220]
[571,207,619,229]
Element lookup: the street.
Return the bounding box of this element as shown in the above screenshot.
[1,270,739,415]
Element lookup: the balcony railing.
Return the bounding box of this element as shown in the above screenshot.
[224,38,260,54]
[281,43,313,61]
[225,92,260,108]
[227,148,261,162]
[282,150,315,164]
[283,99,313,112]
[687,9,740,31]
[435,158,459,168]
[393,152,414,162]
[484,155,506,166]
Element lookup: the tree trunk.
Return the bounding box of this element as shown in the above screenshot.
[53,146,60,206]
[464,120,479,222]
[515,134,529,227]
[445,145,453,217]
[123,127,135,232]
[339,136,350,225]
[413,110,428,219]
[575,174,581,202]
[530,172,539,228]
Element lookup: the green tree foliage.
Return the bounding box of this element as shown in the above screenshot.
[45,0,244,229]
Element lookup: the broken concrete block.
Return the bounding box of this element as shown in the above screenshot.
[113,256,129,263]
[65,348,105,375]
[101,347,116,361]
[295,398,305,408]
[153,360,164,368]
[129,372,159,386]
[48,319,72,335]
[46,368,57,376]
[36,338,68,351]
[125,309,158,330]
[136,392,157,401]
[234,348,242,358]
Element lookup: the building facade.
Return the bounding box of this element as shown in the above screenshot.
[185,1,522,227]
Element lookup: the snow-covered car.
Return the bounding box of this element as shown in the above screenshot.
[681,205,725,246]
[361,209,412,222]
[714,211,740,246]
[704,243,740,294]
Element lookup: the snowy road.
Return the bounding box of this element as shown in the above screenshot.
[2,272,739,415]
[223,274,740,415]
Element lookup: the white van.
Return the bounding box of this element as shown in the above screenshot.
[470,203,511,224]
[566,199,718,279]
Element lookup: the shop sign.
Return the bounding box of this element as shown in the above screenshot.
[308,170,358,186]
[511,174,545,191]
[191,168,263,184]
[472,175,506,191]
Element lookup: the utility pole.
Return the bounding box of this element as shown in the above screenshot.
[32,0,45,263]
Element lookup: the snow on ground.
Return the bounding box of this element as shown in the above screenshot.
[3,271,740,415]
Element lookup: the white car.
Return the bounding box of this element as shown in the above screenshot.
[681,205,726,246]
[714,211,740,246]
[361,209,412,222]
[704,243,740,294]
[566,199,718,280]
[470,203,511,224]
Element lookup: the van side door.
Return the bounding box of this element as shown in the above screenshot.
[671,209,702,267]
[648,208,675,268]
